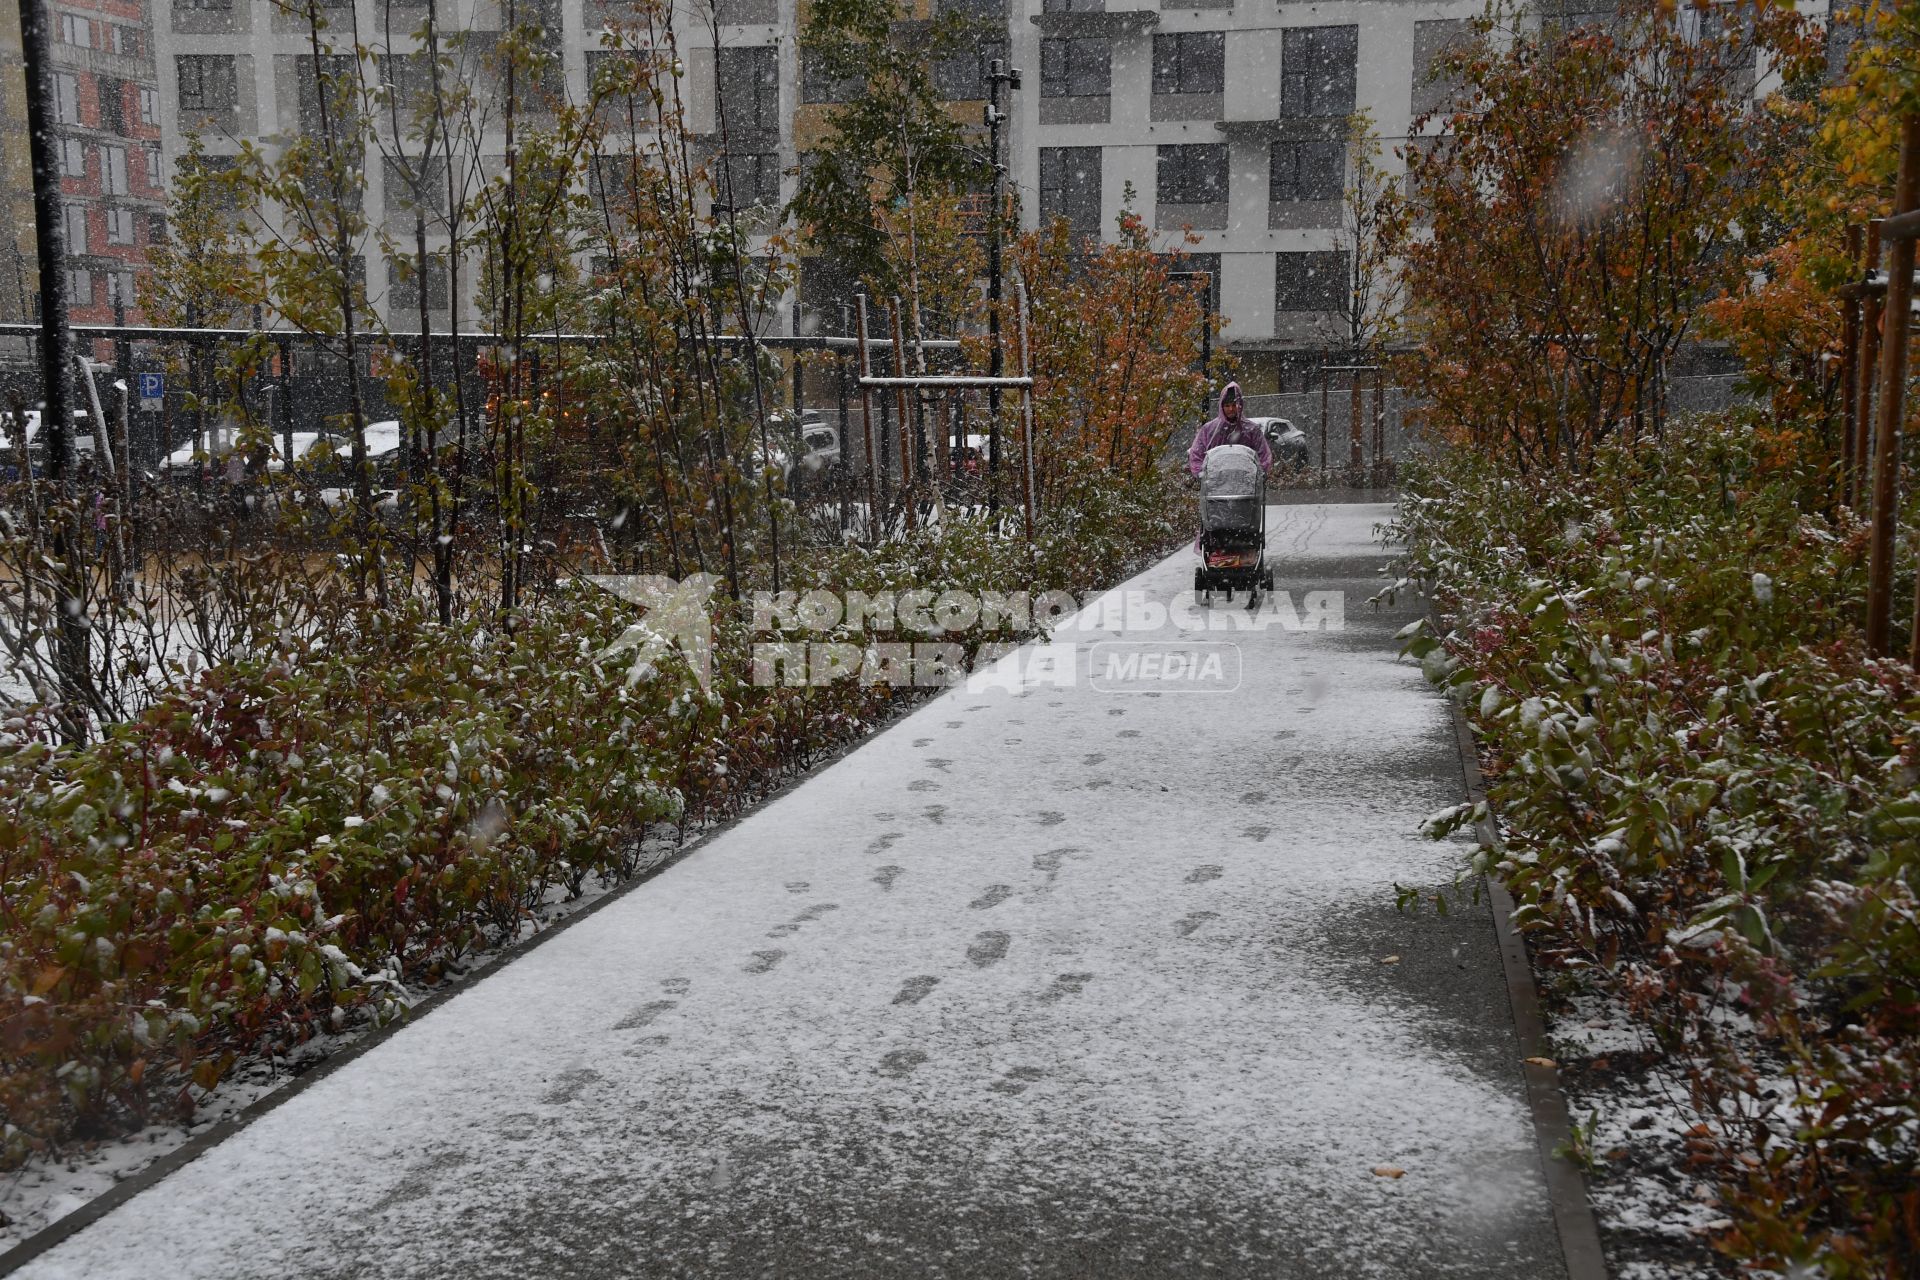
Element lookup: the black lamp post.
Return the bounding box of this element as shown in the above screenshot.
[983,57,1019,513]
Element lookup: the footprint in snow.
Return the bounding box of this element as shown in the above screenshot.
[926,758,953,773]
[1175,911,1219,938]
[660,976,691,995]
[744,950,787,975]
[1185,864,1223,883]
[945,720,963,729]
[967,704,988,712]
[923,805,948,825]
[785,881,811,894]
[913,738,933,748]
[1239,790,1268,806]
[873,865,905,890]
[620,1034,670,1058]
[794,902,839,923]
[1117,729,1142,739]
[1107,708,1126,717]
[866,831,904,856]
[877,1048,929,1078]
[1242,825,1272,843]
[967,931,1010,968]
[1083,752,1107,766]
[1004,737,1024,746]
[1084,778,1112,790]
[1274,730,1298,740]
[969,884,1013,910]
[1038,972,1094,1004]
[988,1066,1047,1095]
[1035,811,1065,827]
[907,779,939,792]
[892,975,940,1006]
[1048,700,1064,707]
[541,1067,603,1105]
[1033,847,1083,882]
[613,1000,677,1031]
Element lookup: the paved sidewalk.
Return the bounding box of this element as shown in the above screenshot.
[22,504,1566,1279]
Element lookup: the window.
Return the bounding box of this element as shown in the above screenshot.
[1157,143,1227,205]
[64,204,89,255]
[1412,20,1470,117]
[297,55,358,128]
[59,14,89,45]
[716,47,779,136]
[144,144,162,187]
[104,270,133,310]
[1165,251,1221,313]
[1043,0,1102,11]
[54,73,80,124]
[384,155,448,217]
[149,213,168,244]
[177,0,235,9]
[58,137,87,178]
[1276,250,1347,313]
[1280,26,1359,118]
[936,39,1008,100]
[1040,37,1110,98]
[109,25,141,57]
[178,55,239,113]
[1039,146,1101,238]
[1152,33,1224,96]
[101,145,129,196]
[99,78,126,134]
[68,268,94,309]
[801,50,863,104]
[388,255,450,313]
[106,207,136,245]
[140,86,159,126]
[1270,140,1342,202]
[720,151,782,208]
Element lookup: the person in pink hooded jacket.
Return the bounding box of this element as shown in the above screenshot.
[1187,381,1271,476]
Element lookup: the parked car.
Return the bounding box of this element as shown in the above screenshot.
[1252,416,1310,470]
[759,412,841,481]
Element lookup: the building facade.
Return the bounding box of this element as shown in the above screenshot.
[1,5,37,327]
[43,0,167,324]
[1011,0,1478,391]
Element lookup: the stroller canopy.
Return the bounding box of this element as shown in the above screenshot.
[1200,444,1263,500]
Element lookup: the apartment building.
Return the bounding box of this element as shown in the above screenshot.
[1009,0,1480,391]
[1,6,37,326]
[148,0,833,336]
[42,0,167,324]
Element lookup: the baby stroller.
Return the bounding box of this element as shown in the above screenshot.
[1193,444,1273,608]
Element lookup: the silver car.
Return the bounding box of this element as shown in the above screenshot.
[1252,416,1310,470]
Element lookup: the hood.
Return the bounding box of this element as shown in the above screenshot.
[1217,381,1243,416]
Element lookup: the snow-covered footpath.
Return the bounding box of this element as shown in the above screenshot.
[15,503,1568,1279]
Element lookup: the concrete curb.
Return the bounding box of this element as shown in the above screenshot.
[1448,698,1612,1280]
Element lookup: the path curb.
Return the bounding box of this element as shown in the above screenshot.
[1448,697,1612,1280]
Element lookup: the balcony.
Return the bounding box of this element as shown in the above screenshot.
[1029,10,1159,36]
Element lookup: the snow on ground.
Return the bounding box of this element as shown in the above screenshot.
[17,503,1566,1279]
[1549,987,1796,1280]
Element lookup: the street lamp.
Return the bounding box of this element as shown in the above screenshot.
[983,58,1019,512]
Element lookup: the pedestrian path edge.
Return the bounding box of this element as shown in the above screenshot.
[1449,696,1613,1280]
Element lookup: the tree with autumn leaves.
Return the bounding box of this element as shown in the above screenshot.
[1014,209,1218,503]
[1385,0,1822,474]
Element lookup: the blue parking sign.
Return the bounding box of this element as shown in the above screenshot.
[137,372,164,410]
